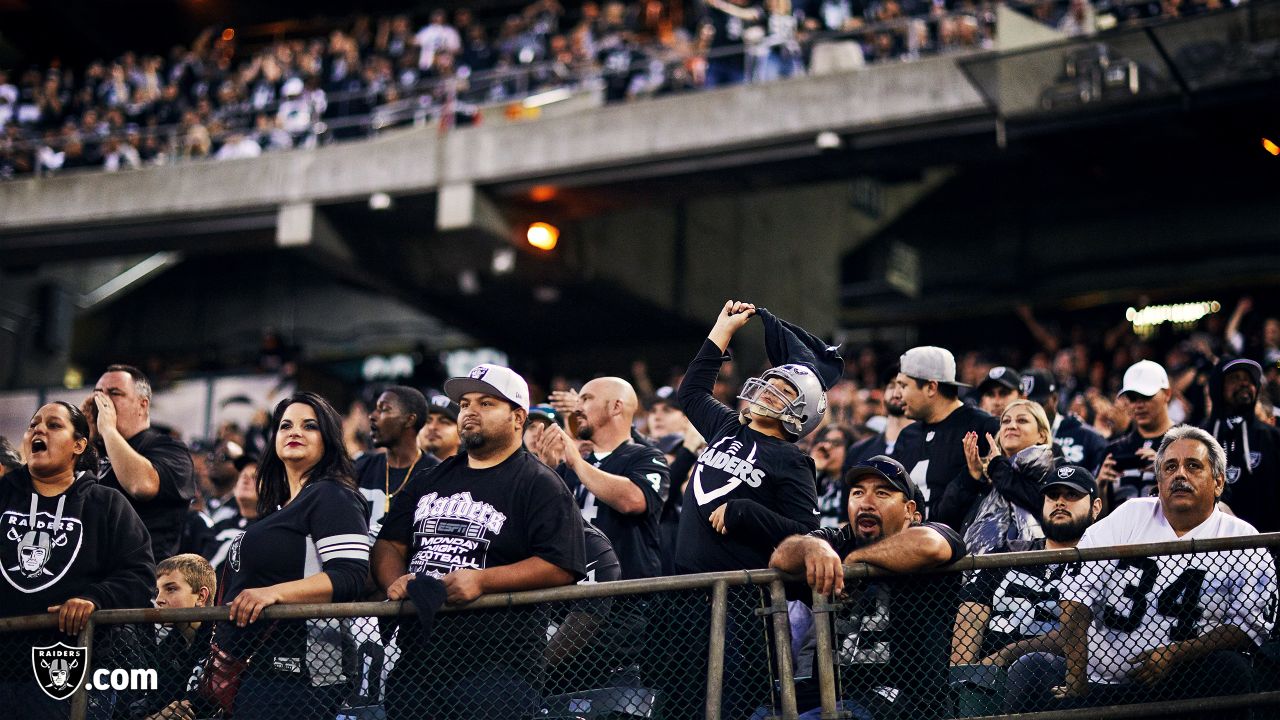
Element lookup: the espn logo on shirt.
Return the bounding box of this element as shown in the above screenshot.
[32,642,158,700]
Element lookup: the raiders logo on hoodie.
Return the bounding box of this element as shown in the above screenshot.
[1,494,84,593]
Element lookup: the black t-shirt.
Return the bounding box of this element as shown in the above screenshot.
[354,451,441,541]
[675,339,820,573]
[1105,427,1168,505]
[96,426,196,562]
[809,522,966,717]
[1052,414,1108,473]
[958,538,1079,658]
[891,405,997,530]
[201,508,255,574]
[559,441,670,579]
[218,479,370,680]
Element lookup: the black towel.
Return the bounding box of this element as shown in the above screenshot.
[406,574,449,627]
[756,308,844,390]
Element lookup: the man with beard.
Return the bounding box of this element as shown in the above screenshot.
[951,465,1101,666]
[419,394,461,461]
[1202,357,1280,533]
[536,376,671,579]
[890,347,999,531]
[1097,361,1175,510]
[770,456,967,718]
[1023,368,1107,473]
[1000,426,1275,716]
[848,368,914,464]
[355,385,438,541]
[373,364,585,720]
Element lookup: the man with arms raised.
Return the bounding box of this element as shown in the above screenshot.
[1002,426,1275,716]
[770,455,966,718]
[86,364,195,561]
[373,364,585,720]
[537,376,670,579]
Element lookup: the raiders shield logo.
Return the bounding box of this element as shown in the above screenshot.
[469,366,489,380]
[32,642,88,700]
[1057,466,1075,479]
[228,531,245,572]
[1249,452,1263,471]
[1227,466,1242,484]
[1,505,84,594]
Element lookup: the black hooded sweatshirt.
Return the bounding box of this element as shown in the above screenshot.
[1202,359,1280,533]
[0,467,155,680]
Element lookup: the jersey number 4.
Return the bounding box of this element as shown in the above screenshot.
[1100,558,1206,642]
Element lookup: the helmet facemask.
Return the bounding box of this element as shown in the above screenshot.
[739,375,805,434]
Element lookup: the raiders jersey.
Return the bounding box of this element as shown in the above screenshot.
[1104,429,1168,505]
[354,452,440,541]
[675,339,820,574]
[959,538,1080,657]
[560,441,670,579]
[1060,498,1276,684]
[891,405,998,530]
[1051,414,1108,473]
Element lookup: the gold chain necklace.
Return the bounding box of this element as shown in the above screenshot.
[384,449,422,512]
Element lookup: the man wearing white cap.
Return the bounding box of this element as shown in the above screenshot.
[1097,360,1174,511]
[890,346,999,532]
[373,363,586,719]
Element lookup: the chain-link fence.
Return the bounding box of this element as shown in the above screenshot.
[2,535,1279,719]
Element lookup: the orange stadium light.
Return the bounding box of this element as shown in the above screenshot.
[527,222,559,251]
[1264,138,1280,156]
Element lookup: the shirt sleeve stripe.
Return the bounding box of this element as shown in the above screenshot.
[319,548,371,561]
[316,533,373,549]
[318,542,372,555]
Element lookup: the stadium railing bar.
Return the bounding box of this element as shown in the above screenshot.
[3,534,1278,719]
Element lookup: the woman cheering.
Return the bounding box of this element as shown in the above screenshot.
[0,402,153,718]
[216,392,370,719]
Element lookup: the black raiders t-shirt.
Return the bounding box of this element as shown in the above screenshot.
[675,339,820,574]
[1052,414,1108,473]
[96,426,196,562]
[380,448,586,582]
[1105,427,1168,505]
[810,521,966,717]
[958,538,1080,657]
[354,451,441,541]
[891,405,997,531]
[559,441,670,580]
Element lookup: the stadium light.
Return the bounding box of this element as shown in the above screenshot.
[1264,138,1280,156]
[527,222,559,251]
[369,192,393,210]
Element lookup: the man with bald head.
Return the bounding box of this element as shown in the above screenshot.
[538,377,671,579]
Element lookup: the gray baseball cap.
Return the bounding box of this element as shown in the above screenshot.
[900,346,970,387]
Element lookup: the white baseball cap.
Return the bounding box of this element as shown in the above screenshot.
[444,364,530,410]
[1118,360,1169,398]
[900,346,969,387]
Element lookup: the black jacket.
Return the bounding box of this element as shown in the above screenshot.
[1202,359,1280,532]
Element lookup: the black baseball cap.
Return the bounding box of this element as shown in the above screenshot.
[527,404,560,427]
[233,453,260,472]
[845,455,915,499]
[1042,464,1098,498]
[1021,368,1057,404]
[646,386,679,411]
[427,394,460,421]
[977,367,1024,394]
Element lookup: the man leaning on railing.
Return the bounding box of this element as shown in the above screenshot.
[991,425,1278,717]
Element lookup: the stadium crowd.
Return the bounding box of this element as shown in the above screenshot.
[0,295,1277,717]
[15,0,1238,180]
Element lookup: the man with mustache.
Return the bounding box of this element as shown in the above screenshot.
[1202,357,1280,533]
[847,367,915,463]
[770,455,966,718]
[1000,425,1276,717]
[951,465,1101,667]
[419,394,461,461]
[355,385,437,541]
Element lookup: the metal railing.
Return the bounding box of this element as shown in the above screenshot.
[3,533,1277,719]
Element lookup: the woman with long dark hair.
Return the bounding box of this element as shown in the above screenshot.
[0,401,154,718]
[214,392,370,719]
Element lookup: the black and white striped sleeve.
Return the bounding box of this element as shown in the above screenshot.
[307,481,372,602]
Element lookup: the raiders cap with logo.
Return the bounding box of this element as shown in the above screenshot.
[427,394,460,421]
[1042,464,1098,498]
[977,366,1024,394]
[444,364,531,410]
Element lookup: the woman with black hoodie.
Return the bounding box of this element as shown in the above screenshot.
[0,401,154,718]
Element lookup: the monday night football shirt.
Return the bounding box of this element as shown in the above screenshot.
[674,339,821,574]
[559,440,671,579]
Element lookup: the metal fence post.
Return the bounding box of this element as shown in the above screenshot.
[706,580,729,720]
[768,578,799,720]
[69,617,95,720]
[810,588,848,720]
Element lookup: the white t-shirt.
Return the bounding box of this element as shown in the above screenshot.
[1060,498,1276,684]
